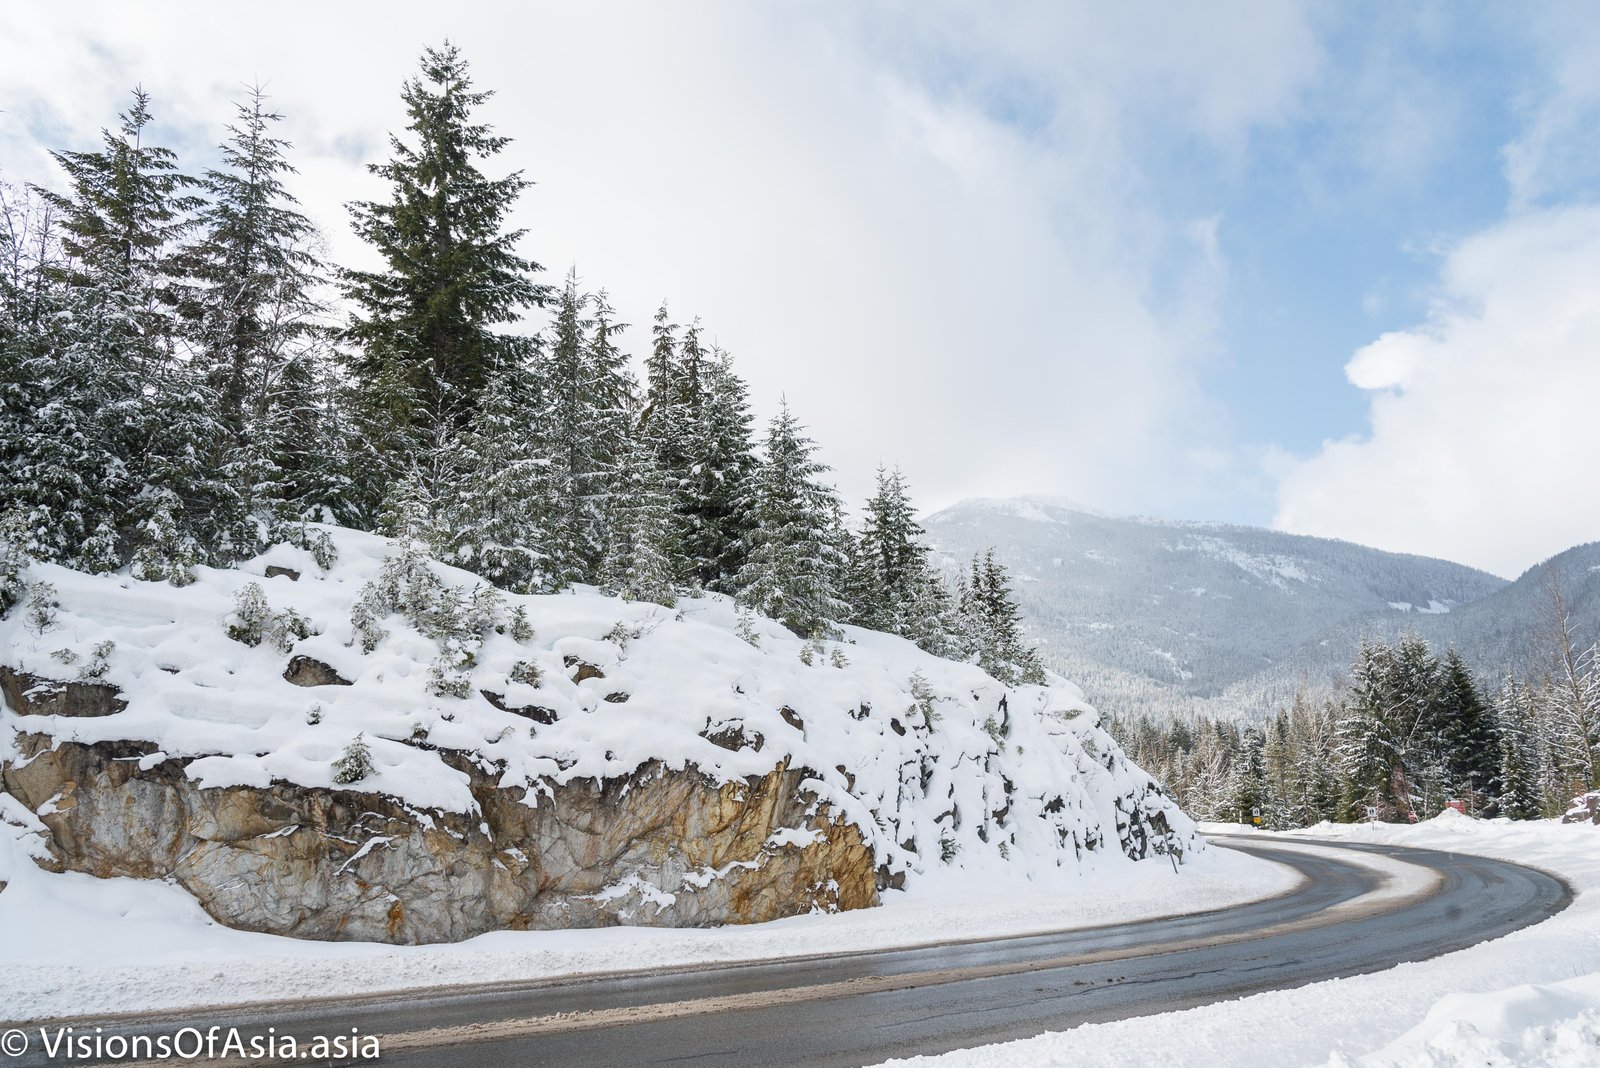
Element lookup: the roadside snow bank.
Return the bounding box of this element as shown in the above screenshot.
[1338,974,1600,1068]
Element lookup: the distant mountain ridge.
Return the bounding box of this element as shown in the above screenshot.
[922,496,1600,720]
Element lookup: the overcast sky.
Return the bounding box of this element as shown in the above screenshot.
[3,2,1598,579]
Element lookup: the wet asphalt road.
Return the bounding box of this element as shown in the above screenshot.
[3,838,1570,1067]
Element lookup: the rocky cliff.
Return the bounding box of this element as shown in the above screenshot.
[0,526,1198,945]
[3,674,873,943]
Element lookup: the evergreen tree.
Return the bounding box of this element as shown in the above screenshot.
[187,88,326,442]
[584,287,637,539]
[639,301,708,562]
[1338,638,1406,822]
[33,86,198,359]
[342,42,547,456]
[961,549,1047,686]
[735,400,846,637]
[839,515,881,628]
[183,87,337,536]
[855,466,947,644]
[343,353,427,526]
[1225,727,1267,826]
[431,359,554,593]
[1435,648,1498,813]
[599,434,676,606]
[0,178,151,576]
[678,348,757,592]
[126,363,247,579]
[643,301,678,422]
[1262,711,1295,828]
[263,355,359,525]
[1495,677,1542,820]
[542,270,594,586]
[0,283,133,572]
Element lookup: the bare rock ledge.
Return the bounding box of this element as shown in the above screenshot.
[0,671,876,944]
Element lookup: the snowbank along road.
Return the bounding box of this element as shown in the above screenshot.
[0,837,1569,1067]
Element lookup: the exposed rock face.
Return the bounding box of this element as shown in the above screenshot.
[1564,792,1600,825]
[282,656,351,687]
[480,690,558,725]
[2,673,877,945]
[702,721,765,753]
[0,668,125,719]
[563,657,605,683]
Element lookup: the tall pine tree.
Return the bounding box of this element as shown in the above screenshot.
[187,89,328,441]
[959,550,1046,685]
[186,87,333,544]
[735,400,846,637]
[854,466,948,649]
[342,43,546,466]
[600,434,677,606]
[431,359,555,594]
[679,347,757,591]
[34,86,198,362]
[1436,648,1498,813]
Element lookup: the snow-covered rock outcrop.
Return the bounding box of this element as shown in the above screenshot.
[0,527,1197,944]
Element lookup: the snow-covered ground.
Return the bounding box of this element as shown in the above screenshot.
[1,524,1198,901]
[873,814,1600,1068]
[0,826,1291,1021]
[0,523,1242,1021]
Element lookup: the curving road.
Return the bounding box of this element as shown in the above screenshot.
[3,839,1570,1067]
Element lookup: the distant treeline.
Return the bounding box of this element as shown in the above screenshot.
[1111,617,1599,825]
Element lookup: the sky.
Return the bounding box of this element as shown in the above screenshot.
[2,2,1598,579]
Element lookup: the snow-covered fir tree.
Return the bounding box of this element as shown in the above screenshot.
[638,302,706,567]
[540,270,635,588]
[187,88,325,442]
[678,347,757,592]
[126,364,247,581]
[1495,677,1543,820]
[0,191,132,574]
[33,86,198,363]
[1435,647,1498,811]
[186,87,333,529]
[262,355,359,526]
[542,272,595,586]
[583,288,637,545]
[735,400,847,637]
[852,466,951,652]
[430,359,554,594]
[1337,638,1406,822]
[599,433,677,606]
[341,42,546,463]
[958,550,1046,686]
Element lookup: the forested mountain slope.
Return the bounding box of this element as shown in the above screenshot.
[923,497,1511,716]
[1246,538,1600,685]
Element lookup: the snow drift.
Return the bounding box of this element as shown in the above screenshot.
[0,526,1198,944]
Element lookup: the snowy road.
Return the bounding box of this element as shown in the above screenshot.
[2,839,1569,1067]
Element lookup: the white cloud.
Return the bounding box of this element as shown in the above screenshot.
[0,1,1322,517]
[1501,5,1600,210]
[1273,207,1600,578]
